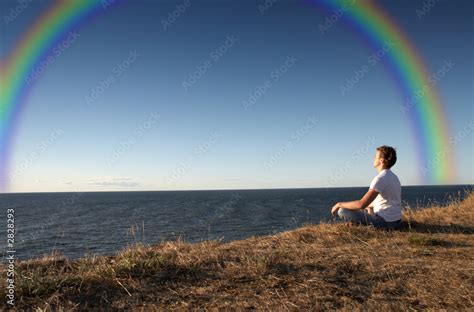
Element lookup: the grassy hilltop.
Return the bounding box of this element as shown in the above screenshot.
[1,192,473,311]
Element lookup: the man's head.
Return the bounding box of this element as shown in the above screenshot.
[373,145,397,170]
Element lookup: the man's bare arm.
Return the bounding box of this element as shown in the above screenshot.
[335,189,378,210]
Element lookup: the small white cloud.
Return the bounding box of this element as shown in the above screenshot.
[86,177,139,187]
[113,177,133,181]
[57,180,73,185]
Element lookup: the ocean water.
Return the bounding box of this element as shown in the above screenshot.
[0,185,471,260]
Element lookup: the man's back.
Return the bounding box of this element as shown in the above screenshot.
[370,169,402,222]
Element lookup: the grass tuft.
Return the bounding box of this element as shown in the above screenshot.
[407,234,449,246]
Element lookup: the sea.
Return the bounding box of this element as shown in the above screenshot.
[1,184,472,260]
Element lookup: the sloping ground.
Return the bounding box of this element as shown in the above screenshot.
[1,192,473,311]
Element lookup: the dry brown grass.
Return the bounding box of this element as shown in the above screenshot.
[1,191,473,311]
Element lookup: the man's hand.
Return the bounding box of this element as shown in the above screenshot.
[331,203,341,217]
[365,206,374,215]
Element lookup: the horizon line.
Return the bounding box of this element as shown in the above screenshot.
[2,183,473,195]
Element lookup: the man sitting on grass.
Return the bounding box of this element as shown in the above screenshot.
[331,145,402,230]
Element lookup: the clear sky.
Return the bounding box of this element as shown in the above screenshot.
[1,0,472,192]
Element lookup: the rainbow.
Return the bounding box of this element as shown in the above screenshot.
[0,0,455,191]
[0,0,111,190]
[310,0,455,183]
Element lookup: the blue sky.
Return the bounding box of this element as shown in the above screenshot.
[1,0,472,192]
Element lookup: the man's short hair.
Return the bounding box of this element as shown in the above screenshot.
[377,145,397,168]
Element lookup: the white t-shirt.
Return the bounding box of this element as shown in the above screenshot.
[369,169,402,222]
